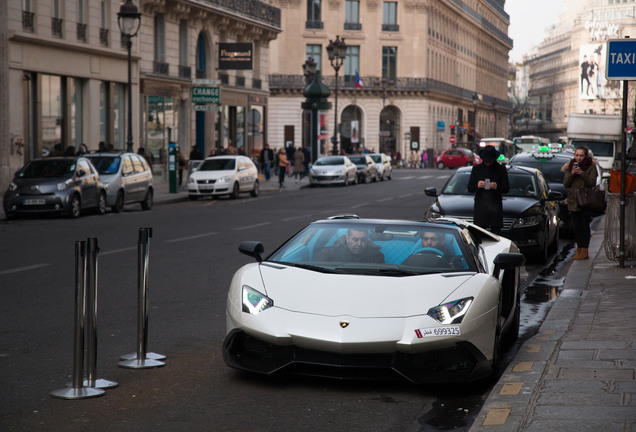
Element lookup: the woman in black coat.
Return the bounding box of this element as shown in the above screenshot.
[467,146,510,235]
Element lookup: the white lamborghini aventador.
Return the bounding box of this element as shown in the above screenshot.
[223,216,525,383]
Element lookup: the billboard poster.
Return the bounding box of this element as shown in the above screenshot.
[351,120,359,144]
[218,43,253,70]
[579,44,622,100]
[318,112,328,157]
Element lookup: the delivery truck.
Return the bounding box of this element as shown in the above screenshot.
[566,113,622,175]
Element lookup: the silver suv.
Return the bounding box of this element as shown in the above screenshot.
[85,152,154,212]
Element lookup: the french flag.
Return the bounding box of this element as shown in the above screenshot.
[355,70,363,90]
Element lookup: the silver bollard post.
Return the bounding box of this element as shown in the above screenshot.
[51,241,105,399]
[119,228,165,369]
[85,237,118,389]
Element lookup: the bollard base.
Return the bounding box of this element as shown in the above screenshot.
[120,351,166,361]
[118,357,165,369]
[51,386,105,399]
[81,378,119,389]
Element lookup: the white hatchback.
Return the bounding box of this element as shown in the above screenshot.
[308,155,358,186]
[187,155,259,200]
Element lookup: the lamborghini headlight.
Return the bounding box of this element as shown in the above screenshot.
[511,215,541,228]
[242,285,273,314]
[427,297,473,324]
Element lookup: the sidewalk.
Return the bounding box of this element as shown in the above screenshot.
[153,173,308,204]
[470,215,636,431]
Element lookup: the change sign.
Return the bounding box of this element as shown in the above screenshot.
[192,86,220,104]
[606,39,636,80]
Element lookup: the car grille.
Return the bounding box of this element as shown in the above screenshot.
[446,216,516,230]
[197,179,216,184]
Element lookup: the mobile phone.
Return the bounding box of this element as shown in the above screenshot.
[573,162,579,168]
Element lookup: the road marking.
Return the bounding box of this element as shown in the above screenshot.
[376,197,394,202]
[0,263,51,276]
[513,361,534,372]
[482,408,510,426]
[164,232,219,243]
[282,214,312,222]
[233,222,271,231]
[100,246,138,256]
[203,200,218,207]
[526,344,541,353]
[397,194,411,199]
[399,176,416,180]
[350,203,368,209]
[500,382,523,395]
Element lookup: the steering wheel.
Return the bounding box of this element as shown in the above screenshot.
[411,247,445,257]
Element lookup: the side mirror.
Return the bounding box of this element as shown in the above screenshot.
[547,190,564,201]
[424,187,438,197]
[239,241,264,263]
[492,252,526,278]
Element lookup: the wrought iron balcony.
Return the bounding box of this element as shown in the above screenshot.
[179,65,192,79]
[196,68,206,79]
[305,20,324,29]
[99,28,109,46]
[252,78,262,89]
[201,0,281,28]
[236,76,245,87]
[52,18,63,37]
[153,61,169,75]
[22,11,34,32]
[219,73,229,84]
[344,22,362,31]
[77,23,87,42]
[382,24,399,32]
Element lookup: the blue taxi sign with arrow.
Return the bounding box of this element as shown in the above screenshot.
[606,39,636,80]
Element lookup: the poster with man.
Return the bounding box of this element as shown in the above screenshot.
[579,43,621,100]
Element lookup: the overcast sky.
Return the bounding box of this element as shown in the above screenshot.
[506,0,565,63]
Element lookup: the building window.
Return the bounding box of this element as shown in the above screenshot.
[154,14,168,75]
[382,46,397,80]
[306,0,323,29]
[52,0,63,37]
[306,44,322,73]
[77,0,87,42]
[179,20,191,79]
[22,0,34,32]
[344,46,360,87]
[382,2,399,32]
[345,1,361,30]
[100,0,109,46]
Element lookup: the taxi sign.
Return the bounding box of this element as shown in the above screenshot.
[606,39,636,80]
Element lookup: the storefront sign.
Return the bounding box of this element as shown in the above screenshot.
[192,86,220,104]
[193,104,220,111]
[218,43,253,70]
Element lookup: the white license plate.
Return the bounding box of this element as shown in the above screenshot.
[24,199,46,205]
[414,325,461,338]
[199,186,213,191]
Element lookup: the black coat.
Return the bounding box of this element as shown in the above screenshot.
[467,162,510,229]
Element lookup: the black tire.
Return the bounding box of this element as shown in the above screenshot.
[112,191,124,213]
[437,161,445,169]
[364,173,371,184]
[534,228,549,264]
[189,195,198,201]
[5,212,16,221]
[96,192,107,215]
[548,226,559,254]
[141,189,153,210]
[68,194,81,218]
[250,181,259,197]
[490,328,503,380]
[387,170,392,180]
[230,182,240,199]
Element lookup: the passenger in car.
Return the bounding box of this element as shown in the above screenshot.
[317,228,385,263]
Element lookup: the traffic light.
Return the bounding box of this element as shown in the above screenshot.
[449,124,455,135]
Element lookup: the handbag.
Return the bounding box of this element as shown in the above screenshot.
[576,186,605,210]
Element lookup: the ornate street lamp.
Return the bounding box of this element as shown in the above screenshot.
[326,35,347,155]
[302,57,317,85]
[117,0,142,153]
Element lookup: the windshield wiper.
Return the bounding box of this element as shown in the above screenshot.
[271,261,344,274]
[334,267,430,276]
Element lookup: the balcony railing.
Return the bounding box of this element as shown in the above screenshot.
[305,20,323,29]
[236,76,245,87]
[52,18,63,37]
[382,24,399,32]
[219,73,229,84]
[99,28,109,46]
[22,11,34,32]
[201,0,281,28]
[179,65,192,79]
[77,23,87,42]
[344,22,362,31]
[196,68,206,79]
[252,78,262,89]
[153,61,169,75]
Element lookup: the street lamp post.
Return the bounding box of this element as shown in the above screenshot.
[326,35,346,155]
[492,99,498,136]
[472,92,480,147]
[117,0,141,153]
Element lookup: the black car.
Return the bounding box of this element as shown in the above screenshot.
[348,155,379,184]
[424,166,563,263]
[509,150,604,237]
[3,157,107,219]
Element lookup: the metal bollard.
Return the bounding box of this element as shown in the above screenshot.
[51,241,105,399]
[84,237,118,389]
[119,228,165,369]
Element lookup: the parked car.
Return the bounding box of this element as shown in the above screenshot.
[436,148,476,169]
[187,155,259,200]
[223,216,525,383]
[349,155,379,184]
[3,157,107,219]
[424,165,563,263]
[509,150,605,236]
[85,152,154,212]
[369,153,393,180]
[308,155,358,186]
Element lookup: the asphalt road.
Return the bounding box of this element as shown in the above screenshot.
[0,169,566,432]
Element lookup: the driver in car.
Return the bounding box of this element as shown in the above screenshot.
[318,228,385,263]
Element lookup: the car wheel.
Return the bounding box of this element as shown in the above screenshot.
[387,170,392,180]
[534,228,549,264]
[68,194,81,218]
[372,172,378,182]
[437,161,445,169]
[490,327,503,380]
[230,182,240,199]
[141,189,153,210]
[380,171,385,181]
[96,192,107,215]
[112,191,124,213]
[250,180,259,197]
[364,173,371,184]
[548,225,559,254]
[188,195,198,201]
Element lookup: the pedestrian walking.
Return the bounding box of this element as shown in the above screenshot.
[189,144,203,161]
[277,148,289,189]
[467,146,509,235]
[563,145,598,260]
[260,143,274,181]
[293,147,305,181]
